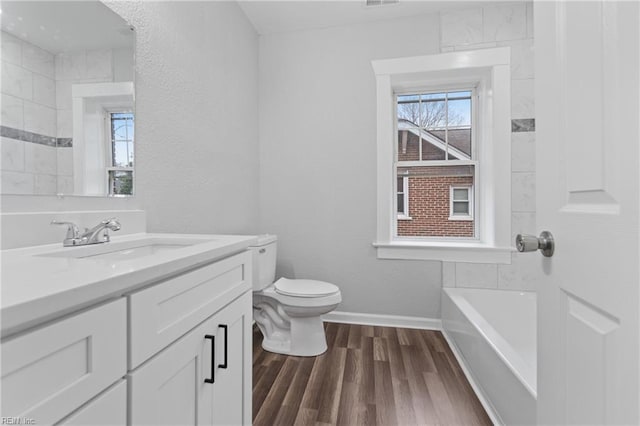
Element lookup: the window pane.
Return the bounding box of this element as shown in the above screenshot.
[421,99,446,129]
[453,188,468,201]
[447,98,472,160]
[112,141,131,167]
[397,95,420,125]
[396,165,475,238]
[448,98,471,127]
[397,194,405,213]
[108,170,133,195]
[113,124,129,141]
[453,202,469,214]
[421,133,446,161]
[446,128,472,160]
[397,128,420,161]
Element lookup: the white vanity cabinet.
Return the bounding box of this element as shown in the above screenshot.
[1,236,255,426]
[128,250,253,425]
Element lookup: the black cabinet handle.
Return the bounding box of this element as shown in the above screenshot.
[218,324,228,369]
[204,334,215,383]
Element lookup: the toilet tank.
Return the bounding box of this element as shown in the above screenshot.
[248,234,277,291]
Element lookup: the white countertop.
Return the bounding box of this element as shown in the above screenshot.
[1,233,258,337]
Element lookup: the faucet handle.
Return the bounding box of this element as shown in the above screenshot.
[50,220,80,239]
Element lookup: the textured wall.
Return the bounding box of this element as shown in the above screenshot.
[97,1,260,235]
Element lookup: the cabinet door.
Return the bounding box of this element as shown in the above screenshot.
[129,317,216,426]
[1,299,126,425]
[210,292,252,426]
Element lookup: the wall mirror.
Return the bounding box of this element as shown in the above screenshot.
[1,1,135,197]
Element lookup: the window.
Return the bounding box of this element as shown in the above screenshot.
[372,48,512,263]
[107,112,134,196]
[397,174,409,218]
[450,186,473,220]
[395,89,476,238]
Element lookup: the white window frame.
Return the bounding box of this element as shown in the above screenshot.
[372,48,513,263]
[397,174,411,219]
[449,185,473,221]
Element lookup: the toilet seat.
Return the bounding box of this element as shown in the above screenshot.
[274,278,339,298]
[255,284,342,309]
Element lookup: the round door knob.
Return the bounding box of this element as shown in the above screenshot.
[516,231,555,257]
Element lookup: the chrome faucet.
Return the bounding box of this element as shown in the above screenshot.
[51,218,121,247]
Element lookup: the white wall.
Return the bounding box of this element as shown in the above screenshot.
[107,1,260,235]
[258,3,535,318]
[2,1,260,246]
[259,14,445,318]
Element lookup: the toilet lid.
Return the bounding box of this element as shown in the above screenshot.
[274,278,340,298]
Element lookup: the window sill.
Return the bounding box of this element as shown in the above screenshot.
[397,215,413,221]
[372,240,513,263]
[448,216,474,221]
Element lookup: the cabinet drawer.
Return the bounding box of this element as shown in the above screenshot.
[60,380,127,426]
[1,299,126,425]
[129,251,252,368]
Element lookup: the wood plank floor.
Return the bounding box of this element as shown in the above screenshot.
[252,323,492,426]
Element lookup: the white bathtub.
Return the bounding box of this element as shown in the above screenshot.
[442,288,537,425]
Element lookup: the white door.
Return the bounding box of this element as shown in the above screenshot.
[534,1,639,424]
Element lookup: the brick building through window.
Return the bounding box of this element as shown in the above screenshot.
[395,91,475,238]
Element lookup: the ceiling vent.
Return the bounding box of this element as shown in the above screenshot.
[365,0,400,6]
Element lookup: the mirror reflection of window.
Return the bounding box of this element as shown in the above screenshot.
[0,1,134,197]
[108,112,134,196]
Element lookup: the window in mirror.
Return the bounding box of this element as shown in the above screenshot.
[108,112,134,195]
[108,170,133,196]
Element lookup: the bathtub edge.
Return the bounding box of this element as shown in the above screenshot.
[441,329,504,426]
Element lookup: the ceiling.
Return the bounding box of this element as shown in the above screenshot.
[238,0,496,35]
[0,1,133,54]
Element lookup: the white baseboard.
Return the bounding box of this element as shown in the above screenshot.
[441,330,503,426]
[322,310,441,330]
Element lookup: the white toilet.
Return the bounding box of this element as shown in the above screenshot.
[249,235,341,356]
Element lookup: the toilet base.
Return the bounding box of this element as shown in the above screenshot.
[254,303,331,357]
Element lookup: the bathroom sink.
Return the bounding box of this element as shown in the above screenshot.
[2,233,259,336]
[37,237,212,261]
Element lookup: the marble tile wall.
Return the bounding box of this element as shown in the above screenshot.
[1,30,118,195]
[439,2,539,292]
[1,31,59,195]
